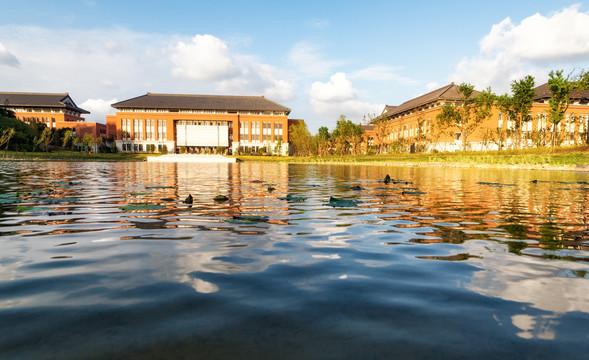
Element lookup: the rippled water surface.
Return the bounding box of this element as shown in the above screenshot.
[0,161,588,359]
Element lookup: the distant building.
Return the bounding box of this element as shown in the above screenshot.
[374,83,589,152]
[0,91,105,141]
[106,93,296,155]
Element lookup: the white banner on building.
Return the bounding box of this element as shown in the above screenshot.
[176,124,229,147]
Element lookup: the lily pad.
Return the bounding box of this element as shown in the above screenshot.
[119,204,165,211]
[17,206,53,213]
[214,195,229,202]
[225,219,257,225]
[42,198,79,204]
[0,198,20,204]
[49,181,81,187]
[234,215,269,222]
[278,194,306,202]
[326,196,360,208]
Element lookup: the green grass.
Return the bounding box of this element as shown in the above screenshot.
[235,145,589,167]
[0,150,153,162]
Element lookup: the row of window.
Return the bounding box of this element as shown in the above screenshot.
[121,108,286,116]
[386,113,589,141]
[240,122,283,142]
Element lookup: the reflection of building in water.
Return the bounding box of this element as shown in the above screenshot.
[109,162,295,293]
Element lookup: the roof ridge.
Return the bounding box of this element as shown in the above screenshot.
[0,91,69,96]
[145,92,266,99]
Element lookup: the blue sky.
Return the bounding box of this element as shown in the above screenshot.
[1,0,588,132]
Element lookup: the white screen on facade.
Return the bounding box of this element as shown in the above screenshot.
[176,124,229,147]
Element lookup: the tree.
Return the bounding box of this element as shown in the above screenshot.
[0,128,15,150]
[316,126,331,156]
[496,76,536,149]
[80,133,94,152]
[331,115,364,155]
[288,122,313,156]
[436,83,494,152]
[61,129,76,149]
[546,69,589,149]
[35,127,53,152]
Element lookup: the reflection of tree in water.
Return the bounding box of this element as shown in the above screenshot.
[436,227,470,244]
[539,220,564,250]
[500,224,529,239]
[506,241,528,255]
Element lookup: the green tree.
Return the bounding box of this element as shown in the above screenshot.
[315,126,331,156]
[35,127,54,152]
[331,115,364,155]
[81,133,94,152]
[546,70,589,149]
[288,122,313,156]
[0,128,15,150]
[496,76,536,149]
[436,83,494,152]
[61,129,76,149]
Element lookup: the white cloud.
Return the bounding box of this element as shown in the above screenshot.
[80,98,117,123]
[170,34,238,81]
[310,73,383,122]
[306,19,330,29]
[98,79,120,90]
[450,5,589,93]
[0,42,20,68]
[170,35,295,101]
[350,64,418,85]
[310,73,357,102]
[288,41,341,78]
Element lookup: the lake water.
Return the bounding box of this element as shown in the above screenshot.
[0,161,588,359]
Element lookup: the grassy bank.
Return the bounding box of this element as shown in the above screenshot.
[235,145,589,169]
[0,150,152,162]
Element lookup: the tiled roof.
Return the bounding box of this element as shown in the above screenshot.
[383,83,481,118]
[112,93,291,113]
[0,92,89,114]
[533,83,589,101]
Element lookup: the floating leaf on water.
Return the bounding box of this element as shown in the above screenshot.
[0,198,20,204]
[49,181,81,187]
[278,194,306,202]
[233,215,269,223]
[146,186,174,189]
[214,195,229,202]
[17,206,53,213]
[119,204,165,211]
[326,196,360,208]
[42,198,79,204]
[225,219,257,225]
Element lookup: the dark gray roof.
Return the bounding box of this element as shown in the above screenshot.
[0,92,89,114]
[112,93,291,113]
[533,83,589,101]
[383,83,481,118]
